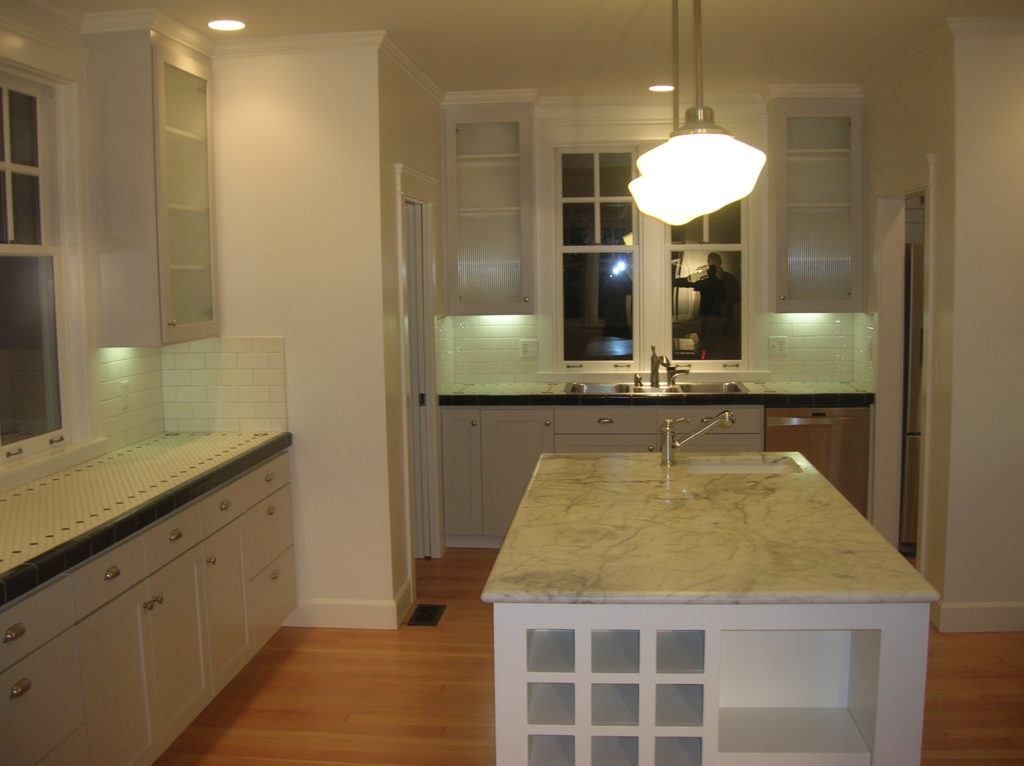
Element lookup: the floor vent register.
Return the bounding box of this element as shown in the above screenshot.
[407,603,446,626]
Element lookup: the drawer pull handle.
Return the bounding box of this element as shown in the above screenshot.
[142,594,165,611]
[3,623,26,643]
[597,417,615,424]
[206,555,217,565]
[168,528,183,542]
[9,678,31,700]
[219,499,231,511]
[264,472,274,483]
[270,569,281,581]
[104,565,121,581]
[266,505,277,516]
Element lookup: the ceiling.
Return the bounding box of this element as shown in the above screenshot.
[40,0,1024,98]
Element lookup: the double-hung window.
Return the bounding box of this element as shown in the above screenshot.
[0,73,64,460]
[555,146,746,373]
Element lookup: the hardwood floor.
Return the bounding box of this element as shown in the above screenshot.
[157,548,1024,766]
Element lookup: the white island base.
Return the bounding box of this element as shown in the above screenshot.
[494,599,930,766]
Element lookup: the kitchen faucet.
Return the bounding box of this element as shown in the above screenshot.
[659,410,735,466]
[649,346,672,388]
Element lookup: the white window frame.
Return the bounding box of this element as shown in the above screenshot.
[0,70,77,465]
[545,143,751,379]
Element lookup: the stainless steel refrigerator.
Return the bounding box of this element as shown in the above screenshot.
[900,241,925,553]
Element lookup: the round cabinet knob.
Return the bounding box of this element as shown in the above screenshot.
[470,420,478,427]
[544,420,551,427]
[266,505,277,516]
[264,472,274,483]
[168,528,183,542]
[167,319,178,327]
[206,555,218,566]
[219,499,231,511]
[270,570,281,581]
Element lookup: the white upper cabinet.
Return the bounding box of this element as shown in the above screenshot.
[444,102,535,315]
[86,29,218,346]
[770,97,864,313]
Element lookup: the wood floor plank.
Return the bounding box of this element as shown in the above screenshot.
[156,548,1024,765]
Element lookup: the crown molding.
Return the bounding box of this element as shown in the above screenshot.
[0,0,87,82]
[764,83,863,100]
[443,89,539,106]
[380,35,443,103]
[947,16,1024,36]
[213,30,385,58]
[80,9,213,56]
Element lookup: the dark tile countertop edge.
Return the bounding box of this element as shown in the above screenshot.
[0,431,293,609]
[438,393,875,408]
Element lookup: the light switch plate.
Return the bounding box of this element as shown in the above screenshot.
[768,336,788,356]
[519,339,538,360]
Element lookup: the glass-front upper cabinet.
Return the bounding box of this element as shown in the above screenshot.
[86,29,218,346]
[771,98,864,312]
[444,102,534,315]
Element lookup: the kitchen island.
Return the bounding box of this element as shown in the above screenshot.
[482,452,938,766]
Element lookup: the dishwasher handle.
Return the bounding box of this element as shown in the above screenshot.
[766,414,863,427]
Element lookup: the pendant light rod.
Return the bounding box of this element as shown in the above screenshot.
[692,0,703,110]
[672,0,680,131]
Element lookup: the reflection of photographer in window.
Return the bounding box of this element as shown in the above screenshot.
[674,254,733,359]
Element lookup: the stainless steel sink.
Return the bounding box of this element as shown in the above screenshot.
[563,381,746,395]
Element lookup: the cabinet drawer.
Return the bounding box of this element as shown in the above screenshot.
[247,546,296,650]
[554,434,658,454]
[555,408,659,435]
[144,500,203,573]
[72,535,146,620]
[657,404,763,434]
[200,452,290,535]
[0,577,74,673]
[36,726,87,766]
[0,630,83,766]
[244,486,293,579]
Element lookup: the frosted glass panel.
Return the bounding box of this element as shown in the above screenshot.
[163,65,206,137]
[457,157,519,208]
[788,116,850,150]
[788,155,850,205]
[457,210,521,302]
[457,121,518,155]
[786,208,851,301]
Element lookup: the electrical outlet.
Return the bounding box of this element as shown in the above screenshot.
[768,336,788,357]
[519,339,538,360]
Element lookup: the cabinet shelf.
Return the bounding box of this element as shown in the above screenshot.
[718,707,870,765]
[458,206,522,215]
[165,125,205,142]
[458,152,520,161]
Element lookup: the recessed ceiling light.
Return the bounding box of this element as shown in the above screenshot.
[649,84,674,93]
[208,19,245,31]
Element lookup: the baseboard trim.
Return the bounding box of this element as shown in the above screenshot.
[285,596,404,630]
[933,600,1024,632]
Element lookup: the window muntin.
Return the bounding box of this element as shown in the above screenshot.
[0,76,63,460]
[559,151,638,363]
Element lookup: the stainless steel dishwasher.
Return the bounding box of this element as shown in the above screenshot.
[765,407,871,515]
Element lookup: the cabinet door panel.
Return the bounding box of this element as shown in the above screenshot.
[554,434,658,453]
[0,630,82,766]
[247,547,296,651]
[78,581,156,766]
[203,516,250,694]
[441,409,482,536]
[145,547,210,750]
[480,410,553,536]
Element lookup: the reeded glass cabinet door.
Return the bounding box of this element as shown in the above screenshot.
[156,45,217,343]
[445,103,534,315]
[772,99,864,312]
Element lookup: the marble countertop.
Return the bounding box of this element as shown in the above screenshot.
[0,431,292,607]
[482,452,937,606]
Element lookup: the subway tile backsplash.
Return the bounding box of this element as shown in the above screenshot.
[161,337,287,433]
[437,313,875,386]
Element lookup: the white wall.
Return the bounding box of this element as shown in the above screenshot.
[212,40,405,628]
[865,21,1024,631]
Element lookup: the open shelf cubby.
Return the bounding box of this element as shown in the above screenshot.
[592,683,640,726]
[656,630,705,674]
[528,629,576,673]
[592,629,640,673]
[528,682,576,725]
[529,734,575,766]
[593,736,639,766]
[655,684,704,727]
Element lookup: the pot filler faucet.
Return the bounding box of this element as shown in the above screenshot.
[660,410,735,466]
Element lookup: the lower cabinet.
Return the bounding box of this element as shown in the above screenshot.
[0,449,296,766]
[442,406,763,544]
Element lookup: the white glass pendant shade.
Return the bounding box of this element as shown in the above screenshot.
[629,133,766,226]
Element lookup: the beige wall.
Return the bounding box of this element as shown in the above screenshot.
[865,22,1024,631]
[212,40,407,628]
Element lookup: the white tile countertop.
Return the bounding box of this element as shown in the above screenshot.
[482,451,937,605]
[0,431,291,606]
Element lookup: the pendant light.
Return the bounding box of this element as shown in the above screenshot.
[629,0,766,226]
